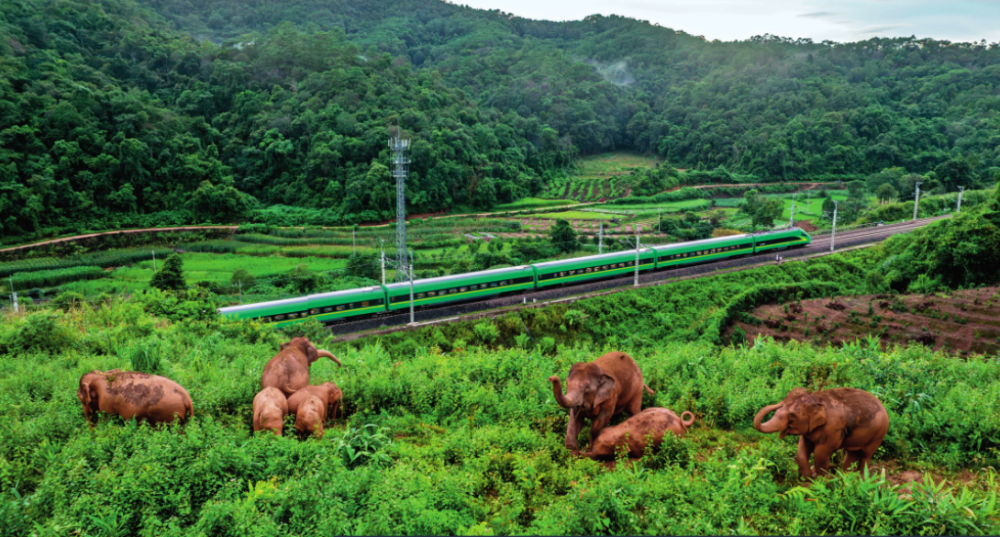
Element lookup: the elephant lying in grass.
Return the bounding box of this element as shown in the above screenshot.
[754,387,889,480]
[77,369,193,426]
[579,407,695,461]
[262,337,340,396]
[549,351,654,451]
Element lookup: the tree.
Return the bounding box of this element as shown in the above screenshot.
[740,190,782,232]
[150,254,186,291]
[549,219,578,253]
[875,184,898,204]
[822,196,837,217]
[231,269,256,289]
[286,264,324,294]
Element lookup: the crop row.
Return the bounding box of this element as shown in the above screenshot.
[0,248,175,279]
[9,266,109,291]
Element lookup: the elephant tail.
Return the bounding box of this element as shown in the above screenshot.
[681,411,695,428]
[643,384,655,396]
[185,398,194,421]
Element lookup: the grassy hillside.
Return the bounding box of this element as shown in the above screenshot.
[3,301,1000,535]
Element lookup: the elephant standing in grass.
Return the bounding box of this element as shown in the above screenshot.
[581,407,694,462]
[295,395,327,439]
[754,387,889,480]
[253,387,288,436]
[287,382,342,420]
[261,337,340,396]
[77,369,193,426]
[549,351,654,451]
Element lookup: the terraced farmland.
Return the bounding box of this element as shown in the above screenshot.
[541,152,660,202]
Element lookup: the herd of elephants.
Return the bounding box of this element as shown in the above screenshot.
[76,338,890,479]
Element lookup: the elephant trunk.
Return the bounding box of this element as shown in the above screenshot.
[753,403,785,434]
[317,350,341,367]
[549,376,579,408]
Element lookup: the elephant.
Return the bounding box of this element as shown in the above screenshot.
[77,369,193,427]
[549,351,655,451]
[253,387,288,436]
[287,382,342,420]
[261,337,340,396]
[294,395,327,439]
[753,387,890,480]
[580,407,695,461]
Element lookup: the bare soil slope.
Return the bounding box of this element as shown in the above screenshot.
[731,287,1000,356]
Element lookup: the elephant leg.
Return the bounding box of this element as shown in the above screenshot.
[627,394,642,416]
[812,444,835,477]
[588,406,615,450]
[565,408,584,450]
[842,450,860,471]
[796,436,815,480]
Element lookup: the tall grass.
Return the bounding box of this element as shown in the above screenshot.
[3,302,1000,535]
[0,247,174,278]
[9,266,108,290]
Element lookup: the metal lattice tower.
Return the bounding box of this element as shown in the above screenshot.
[388,131,410,281]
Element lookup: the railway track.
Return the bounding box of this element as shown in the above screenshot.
[328,216,949,340]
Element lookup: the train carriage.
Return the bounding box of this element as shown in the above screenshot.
[218,286,386,327]
[532,249,656,288]
[652,234,754,269]
[384,265,536,311]
[752,227,811,253]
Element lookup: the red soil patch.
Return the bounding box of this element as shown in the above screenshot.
[793,220,818,232]
[729,287,1000,356]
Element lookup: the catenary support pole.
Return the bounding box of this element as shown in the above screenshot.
[152,251,157,273]
[380,240,386,286]
[408,250,415,324]
[957,186,965,213]
[598,221,603,255]
[830,201,838,252]
[634,225,640,287]
[913,182,923,221]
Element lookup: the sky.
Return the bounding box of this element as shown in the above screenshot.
[457,0,1000,43]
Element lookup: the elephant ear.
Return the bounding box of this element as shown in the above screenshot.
[807,401,827,432]
[305,340,319,363]
[77,379,92,405]
[593,374,616,406]
[279,342,291,351]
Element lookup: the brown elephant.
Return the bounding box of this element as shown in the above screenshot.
[294,395,327,439]
[581,407,695,461]
[287,382,342,420]
[549,351,654,451]
[261,337,340,396]
[253,387,288,436]
[754,387,889,480]
[77,369,193,427]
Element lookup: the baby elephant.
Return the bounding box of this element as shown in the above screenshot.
[287,382,342,420]
[294,395,327,439]
[77,369,193,426]
[580,408,694,461]
[754,387,889,479]
[253,387,288,436]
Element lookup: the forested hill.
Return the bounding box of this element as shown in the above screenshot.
[2,0,1000,240]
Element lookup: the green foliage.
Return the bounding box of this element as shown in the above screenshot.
[8,266,107,291]
[333,424,393,469]
[549,219,578,253]
[741,189,783,231]
[150,254,187,291]
[230,269,256,289]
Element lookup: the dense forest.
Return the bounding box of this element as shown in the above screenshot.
[2,0,1000,238]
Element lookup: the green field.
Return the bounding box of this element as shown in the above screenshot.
[590,199,712,213]
[493,198,578,211]
[541,152,659,202]
[534,210,618,220]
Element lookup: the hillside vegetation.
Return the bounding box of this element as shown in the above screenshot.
[2,0,1000,243]
[4,302,1000,535]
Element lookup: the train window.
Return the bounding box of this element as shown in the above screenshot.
[289,313,300,320]
[321,307,333,313]
[559,272,566,277]
[459,287,467,292]
[449,288,458,294]
[417,293,425,299]
[274,314,286,321]
[361,301,370,307]
[309,309,318,315]
[500,281,508,286]
[336,305,346,311]
[490,282,497,288]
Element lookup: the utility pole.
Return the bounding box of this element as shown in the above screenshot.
[379,240,386,286]
[634,225,641,287]
[152,251,157,273]
[598,221,603,255]
[830,201,838,252]
[957,186,965,213]
[913,182,923,221]
[352,228,356,255]
[9,278,17,313]
[789,194,796,228]
[408,249,415,325]
[238,281,242,304]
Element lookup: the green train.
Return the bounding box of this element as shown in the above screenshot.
[219,227,811,327]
